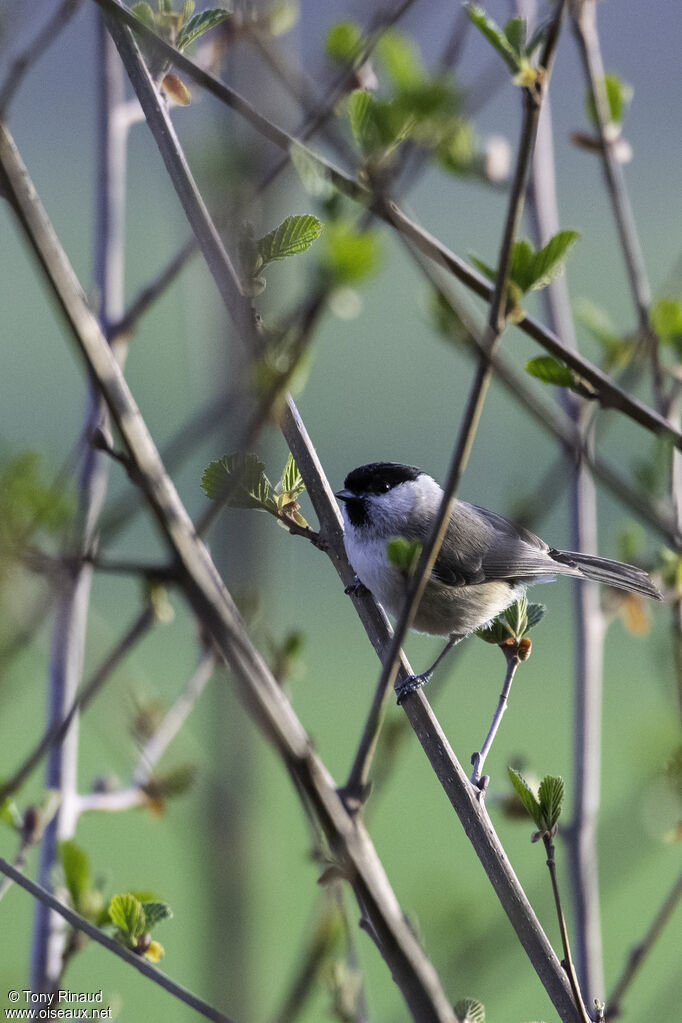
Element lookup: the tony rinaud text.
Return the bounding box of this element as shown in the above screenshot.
[18,994,103,1006]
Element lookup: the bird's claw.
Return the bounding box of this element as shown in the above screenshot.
[395,671,432,705]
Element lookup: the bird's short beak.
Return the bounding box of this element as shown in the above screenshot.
[335,489,354,502]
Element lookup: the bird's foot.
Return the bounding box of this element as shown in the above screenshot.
[395,670,432,705]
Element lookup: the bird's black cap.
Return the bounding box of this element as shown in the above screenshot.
[340,462,423,496]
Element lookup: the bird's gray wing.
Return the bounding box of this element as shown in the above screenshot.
[430,502,557,586]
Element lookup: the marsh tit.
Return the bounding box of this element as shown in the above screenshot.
[336,462,662,700]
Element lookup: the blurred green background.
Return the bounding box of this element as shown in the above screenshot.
[0,1,680,1021]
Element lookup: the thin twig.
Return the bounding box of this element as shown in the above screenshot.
[0,0,84,114]
[543,834,593,1023]
[470,645,521,787]
[0,607,155,805]
[522,26,606,998]
[0,857,235,1023]
[132,646,216,789]
[606,867,682,1018]
[31,18,130,989]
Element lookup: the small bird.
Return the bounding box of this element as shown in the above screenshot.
[336,462,662,699]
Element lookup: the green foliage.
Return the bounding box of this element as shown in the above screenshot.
[585,73,633,128]
[466,4,520,72]
[320,222,381,284]
[510,231,580,295]
[175,8,231,51]
[525,356,577,388]
[240,215,323,294]
[0,451,72,585]
[575,298,636,371]
[471,231,579,321]
[109,893,146,942]
[59,840,91,909]
[376,29,425,89]
[325,20,363,64]
[508,768,564,837]
[131,0,230,89]
[108,892,172,960]
[289,143,337,201]
[201,452,274,510]
[386,537,422,574]
[201,452,308,529]
[465,3,549,81]
[454,997,486,1023]
[475,594,545,646]
[650,297,682,357]
[256,214,323,265]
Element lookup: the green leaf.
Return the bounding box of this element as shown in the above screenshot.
[59,841,91,909]
[132,2,156,28]
[586,72,633,127]
[289,143,336,201]
[503,16,526,59]
[469,254,496,282]
[510,230,580,294]
[376,29,425,88]
[508,767,542,827]
[650,298,682,346]
[320,223,380,284]
[538,775,564,831]
[386,537,422,573]
[525,356,577,388]
[141,900,173,929]
[176,8,231,51]
[475,616,514,645]
[201,452,276,513]
[504,594,528,637]
[525,602,546,630]
[109,893,146,942]
[465,3,520,73]
[575,298,634,370]
[325,20,363,64]
[278,453,305,501]
[255,215,323,266]
[454,998,486,1023]
[348,90,386,155]
[182,0,195,21]
[0,797,21,831]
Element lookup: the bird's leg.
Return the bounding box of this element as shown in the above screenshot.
[395,634,462,705]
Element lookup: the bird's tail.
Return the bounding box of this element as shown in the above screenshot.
[549,548,662,600]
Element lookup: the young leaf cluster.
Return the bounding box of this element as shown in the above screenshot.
[109,891,172,961]
[475,593,545,649]
[239,214,323,296]
[333,24,475,181]
[508,768,565,840]
[465,4,550,88]
[471,230,579,322]
[201,451,308,530]
[454,996,486,1023]
[131,1,231,101]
